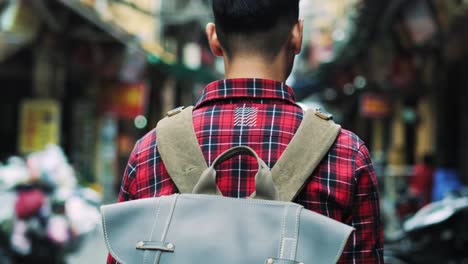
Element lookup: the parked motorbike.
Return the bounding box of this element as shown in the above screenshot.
[385,189,468,264]
[5,184,102,264]
[0,146,101,264]
[0,191,15,264]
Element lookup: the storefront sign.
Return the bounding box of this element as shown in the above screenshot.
[360,94,391,118]
[19,99,61,154]
[100,81,148,119]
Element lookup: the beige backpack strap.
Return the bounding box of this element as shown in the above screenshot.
[157,106,340,200]
[156,106,208,193]
[271,109,341,202]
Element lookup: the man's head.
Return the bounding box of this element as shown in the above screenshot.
[206,0,302,78]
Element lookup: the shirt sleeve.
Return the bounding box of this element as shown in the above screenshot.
[106,142,139,264]
[339,144,384,264]
[117,143,139,202]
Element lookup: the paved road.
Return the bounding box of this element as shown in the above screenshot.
[67,225,108,264]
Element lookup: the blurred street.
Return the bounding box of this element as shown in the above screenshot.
[67,227,107,264]
[1,0,468,263]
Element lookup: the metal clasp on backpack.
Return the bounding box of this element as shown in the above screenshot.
[136,241,175,252]
[265,258,304,264]
[314,108,333,121]
[167,106,185,117]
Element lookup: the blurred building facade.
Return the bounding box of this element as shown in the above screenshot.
[0,0,219,201]
[297,0,468,183]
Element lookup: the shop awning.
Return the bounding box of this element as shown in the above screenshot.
[297,0,392,98]
[0,1,41,63]
[58,0,218,82]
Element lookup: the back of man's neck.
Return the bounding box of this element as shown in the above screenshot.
[224,55,288,82]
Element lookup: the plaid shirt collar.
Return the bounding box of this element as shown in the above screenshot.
[195,78,297,108]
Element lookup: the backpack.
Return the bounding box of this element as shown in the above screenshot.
[101,106,354,264]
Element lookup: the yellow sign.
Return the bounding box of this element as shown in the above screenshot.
[19,99,61,154]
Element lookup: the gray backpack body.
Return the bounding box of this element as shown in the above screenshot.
[101,107,354,264]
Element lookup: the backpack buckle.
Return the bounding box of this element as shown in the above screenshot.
[314,108,333,121]
[167,106,185,117]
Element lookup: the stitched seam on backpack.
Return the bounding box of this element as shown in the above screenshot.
[145,199,162,264]
[290,206,301,260]
[161,195,179,241]
[279,204,289,258]
[148,199,162,241]
[101,210,126,264]
[154,195,179,264]
[154,252,161,264]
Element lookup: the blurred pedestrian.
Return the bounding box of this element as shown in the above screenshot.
[109,1,383,263]
[409,153,435,207]
[433,160,463,202]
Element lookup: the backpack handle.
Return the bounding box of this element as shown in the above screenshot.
[192,146,279,201]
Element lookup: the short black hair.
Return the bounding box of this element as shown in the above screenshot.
[212,0,300,59]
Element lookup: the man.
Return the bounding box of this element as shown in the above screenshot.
[108,0,383,263]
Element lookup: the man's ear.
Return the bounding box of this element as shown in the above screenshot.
[206,23,224,57]
[290,20,304,55]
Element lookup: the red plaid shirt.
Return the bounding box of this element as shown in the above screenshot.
[108,78,383,264]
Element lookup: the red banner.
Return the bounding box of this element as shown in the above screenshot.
[100,82,148,119]
[360,94,392,118]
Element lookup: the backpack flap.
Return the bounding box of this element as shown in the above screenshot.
[101,196,177,264]
[297,210,355,263]
[101,193,354,264]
